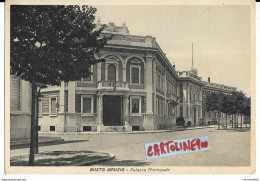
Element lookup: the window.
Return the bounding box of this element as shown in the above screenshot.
[161,76,164,90]
[38,98,42,115]
[50,126,55,131]
[107,64,116,81]
[49,96,57,116]
[130,96,141,116]
[10,76,21,111]
[165,104,169,116]
[132,125,140,131]
[83,126,91,132]
[81,95,94,116]
[130,65,140,84]
[158,75,161,88]
[162,101,165,117]
[82,65,93,82]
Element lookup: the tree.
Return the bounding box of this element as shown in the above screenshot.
[228,91,247,129]
[204,92,223,130]
[11,5,110,165]
[220,94,232,129]
[241,97,251,127]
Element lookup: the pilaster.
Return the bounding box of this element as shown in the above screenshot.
[97,63,101,81]
[68,81,76,113]
[59,82,65,113]
[144,53,155,130]
[97,93,104,132]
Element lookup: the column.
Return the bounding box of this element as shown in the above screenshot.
[58,81,65,132]
[146,54,154,114]
[97,63,101,81]
[68,81,76,113]
[144,54,155,130]
[97,94,104,132]
[123,65,126,82]
[59,82,65,113]
[196,107,199,126]
[164,68,167,117]
[153,58,157,116]
[67,81,76,132]
[123,94,131,131]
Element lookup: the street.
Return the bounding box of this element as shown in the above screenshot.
[10,127,251,166]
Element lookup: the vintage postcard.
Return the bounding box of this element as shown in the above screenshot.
[5,0,256,174]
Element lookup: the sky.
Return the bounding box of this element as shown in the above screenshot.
[95,5,251,96]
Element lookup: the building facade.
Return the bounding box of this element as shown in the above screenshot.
[38,22,236,132]
[10,76,31,140]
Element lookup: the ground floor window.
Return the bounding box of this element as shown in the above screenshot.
[49,96,57,116]
[130,96,141,116]
[81,95,94,116]
[38,98,42,114]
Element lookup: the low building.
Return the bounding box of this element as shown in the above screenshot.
[176,68,204,125]
[202,77,237,125]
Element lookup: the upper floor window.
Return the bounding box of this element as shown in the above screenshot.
[82,65,93,82]
[107,64,116,82]
[130,65,140,84]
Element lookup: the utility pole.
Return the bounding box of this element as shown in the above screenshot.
[192,42,193,68]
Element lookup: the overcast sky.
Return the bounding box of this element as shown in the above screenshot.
[95,5,251,96]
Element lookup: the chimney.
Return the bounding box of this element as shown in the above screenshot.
[208,77,210,83]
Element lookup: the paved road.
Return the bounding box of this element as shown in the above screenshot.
[11,127,251,166]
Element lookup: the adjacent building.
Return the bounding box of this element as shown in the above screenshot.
[10,76,31,140]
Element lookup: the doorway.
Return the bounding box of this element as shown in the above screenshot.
[103,95,122,126]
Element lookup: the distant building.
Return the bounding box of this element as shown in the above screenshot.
[38,22,237,132]
[10,76,31,140]
[176,68,237,125]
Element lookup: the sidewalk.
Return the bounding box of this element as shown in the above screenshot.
[38,125,216,136]
[10,136,64,150]
[10,151,115,166]
[11,125,215,149]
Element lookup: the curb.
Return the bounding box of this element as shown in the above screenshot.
[10,139,65,150]
[74,153,115,166]
[10,152,115,166]
[38,126,215,135]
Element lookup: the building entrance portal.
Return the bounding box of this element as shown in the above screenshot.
[103,95,122,126]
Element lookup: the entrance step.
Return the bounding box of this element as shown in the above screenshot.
[104,126,125,132]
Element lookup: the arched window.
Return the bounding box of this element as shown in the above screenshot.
[107,64,116,81]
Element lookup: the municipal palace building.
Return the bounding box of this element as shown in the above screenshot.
[10,21,237,138]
